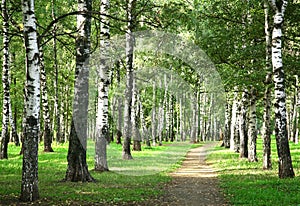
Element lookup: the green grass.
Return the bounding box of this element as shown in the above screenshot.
[0,140,199,205]
[207,137,300,206]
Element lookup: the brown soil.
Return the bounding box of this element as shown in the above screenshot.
[137,142,228,206]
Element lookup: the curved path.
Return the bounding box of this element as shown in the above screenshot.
[141,142,228,206]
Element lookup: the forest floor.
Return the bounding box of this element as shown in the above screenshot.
[131,142,229,206]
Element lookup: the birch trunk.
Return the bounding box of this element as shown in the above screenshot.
[164,74,169,142]
[224,94,231,148]
[0,0,10,159]
[158,79,164,145]
[239,90,248,158]
[179,96,184,141]
[20,0,40,201]
[122,0,136,159]
[8,54,19,146]
[40,49,54,152]
[64,0,95,182]
[116,64,122,144]
[139,95,150,147]
[230,89,239,152]
[94,0,110,171]
[248,89,258,162]
[262,0,273,170]
[268,0,295,178]
[52,0,61,143]
[132,75,141,151]
[151,81,157,146]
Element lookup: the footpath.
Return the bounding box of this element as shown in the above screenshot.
[140,142,228,206]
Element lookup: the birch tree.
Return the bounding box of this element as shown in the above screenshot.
[230,89,239,152]
[248,88,258,162]
[122,0,136,159]
[94,0,110,172]
[262,0,273,170]
[40,49,54,152]
[239,90,248,158]
[268,0,295,178]
[64,0,95,182]
[0,0,10,159]
[20,0,40,201]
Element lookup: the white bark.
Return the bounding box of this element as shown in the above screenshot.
[20,0,40,201]
[268,0,294,178]
[230,89,239,152]
[0,0,10,159]
[122,0,135,159]
[95,0,110,171]
[151,81,157,146]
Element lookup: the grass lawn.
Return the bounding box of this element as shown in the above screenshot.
[207,136,300,206]
[0,140,200,205]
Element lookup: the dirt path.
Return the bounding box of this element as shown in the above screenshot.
[140,142,228,206]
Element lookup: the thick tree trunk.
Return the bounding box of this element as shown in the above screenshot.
[0,0,10,159]
[20,0,40,201]
[94,0,110,172]
[122,0,136,159]
[268,0,295,178]
[64,0,95,182]
[239,90,248,158]
[40,49,54,152]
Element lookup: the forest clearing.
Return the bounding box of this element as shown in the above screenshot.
[0,0,300,205]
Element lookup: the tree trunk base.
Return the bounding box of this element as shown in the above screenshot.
[133,140,141,151]
[43,146,54,152]
[94,166,109,172]
[122,152,133,160]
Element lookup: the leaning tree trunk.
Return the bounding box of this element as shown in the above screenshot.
[248,88,258,162]
[94,0,110,172]
[268,0,295,178]
[239,90,248,158]
[64,0,95,182]
[122,0,136,159]
[40,48,54,152]
[20,0,40,201]
[0,0,10,159]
